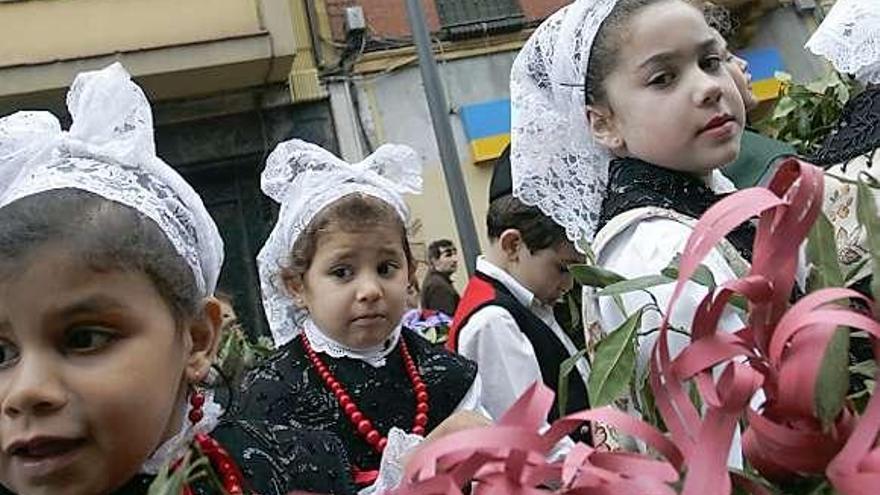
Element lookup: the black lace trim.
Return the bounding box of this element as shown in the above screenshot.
[600,157,755,261]
[810,85,880,167]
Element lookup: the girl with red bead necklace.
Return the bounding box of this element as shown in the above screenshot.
[0,64,356,495]
[240,139,485,492]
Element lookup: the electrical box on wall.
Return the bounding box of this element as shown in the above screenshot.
[345,6,366,34]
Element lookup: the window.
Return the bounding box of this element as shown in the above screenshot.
[434,0,525,39]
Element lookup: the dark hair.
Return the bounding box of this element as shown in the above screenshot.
[0,188,201,324]
[702,2,736,40]
[487,194,568,252]
[282,193,415,283]
[585,0,693,105]
[427,239,455,262]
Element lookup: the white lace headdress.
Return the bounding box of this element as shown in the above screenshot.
[805,0,880,85]
[257,139,422,347]
[510,0,618,249]
[0,63,224,298]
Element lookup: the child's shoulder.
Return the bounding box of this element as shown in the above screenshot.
[457,271,532,322]
[402,328,477,381]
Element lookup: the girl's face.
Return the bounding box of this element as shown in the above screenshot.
[588,1,745,176]
[0,247,219,495]
[289,225,410,349]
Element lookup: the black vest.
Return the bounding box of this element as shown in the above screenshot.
[450,272,590,442]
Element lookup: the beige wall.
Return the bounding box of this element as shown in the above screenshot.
[406,161,493,292]
[0,0,316,106]
[1,0,265,67]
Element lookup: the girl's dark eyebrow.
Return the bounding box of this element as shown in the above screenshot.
[378,247,405,259]
[639,51,678,69]
[638,37,720,69]
[698,37,722,53]
[54,295,128,321]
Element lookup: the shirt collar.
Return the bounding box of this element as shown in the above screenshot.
[707,169,736,194]
[476,256,538,309]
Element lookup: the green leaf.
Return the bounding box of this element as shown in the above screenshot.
[661,258,716,290]
[588,309,642,407]
[798,112,812,139]
[807,212,844,289]
[637,368,664,431]
[148,452,211,495]
[688,380,704,415]
[844,257,871,284]
[771,96,797,120]
[856,180,880,316]
[569,264,625,288]
[598,275,673,297]
[806,72,834,94]
[567,291,581,334]
[579,241,598,264]
[815,327,850,428]
[557,348,589,417]
[728,294,749,312]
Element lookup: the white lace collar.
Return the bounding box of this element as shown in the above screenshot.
[303,317,402,368]
[140,391,224,475]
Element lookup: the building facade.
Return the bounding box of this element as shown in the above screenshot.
[0,0,841,334]
[0,0,335,337]
[311,0,835,289]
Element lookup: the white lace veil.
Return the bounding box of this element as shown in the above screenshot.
[510,0,618,250]
[0,63,224,298]
[257,139,423,347]
[805,0,880,85]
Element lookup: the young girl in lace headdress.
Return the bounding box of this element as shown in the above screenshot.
[512,0,751,371]
[238,140,484,491]
[0,63,355,495]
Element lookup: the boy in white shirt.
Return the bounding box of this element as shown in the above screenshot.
[447,146,590,441]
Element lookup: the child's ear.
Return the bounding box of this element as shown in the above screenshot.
[586,105,625,153]
[498,229,523,261]
[283,271,308,309]
[184,297,223,384]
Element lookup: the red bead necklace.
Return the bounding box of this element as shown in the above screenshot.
[300,333,430,454]
[180,433,246,495]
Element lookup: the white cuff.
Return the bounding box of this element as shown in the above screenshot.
[358,427,424,494]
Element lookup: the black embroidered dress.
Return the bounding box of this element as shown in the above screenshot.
[236,328,478,475]
[0,420,357,495]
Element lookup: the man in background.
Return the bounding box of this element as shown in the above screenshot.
[421,239,460,316]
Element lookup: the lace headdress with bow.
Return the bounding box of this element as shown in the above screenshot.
[806,0,880,85]
[0,63,224,298]
[510,0,619,250]
[257,139,423,347]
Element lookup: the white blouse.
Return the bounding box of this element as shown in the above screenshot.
[590,170,748,467]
